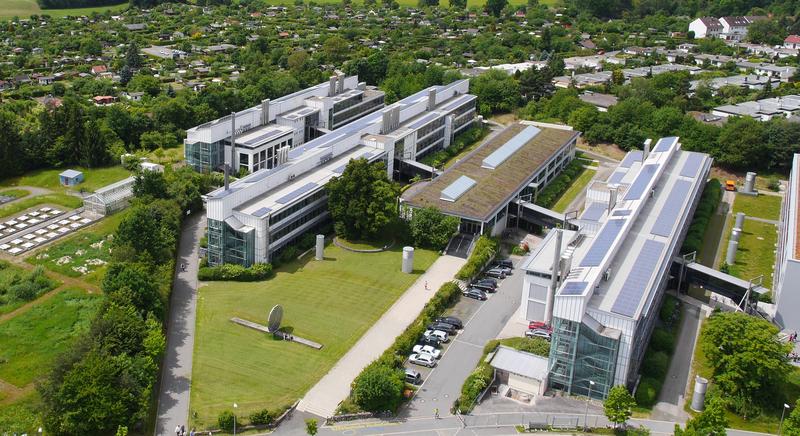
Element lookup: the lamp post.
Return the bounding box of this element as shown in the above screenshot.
[780,403,790,435]
[233,402,238,436]
[584,380,595,431]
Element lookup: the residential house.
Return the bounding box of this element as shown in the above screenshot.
[91,65,108,75]
[92,95,116,106]
[38,76,54,85]
[786,35,800,50]
[688,17,722,39]
[124,23,146,31]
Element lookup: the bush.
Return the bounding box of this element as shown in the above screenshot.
[659,295,680,324]
[198,263,273,281]
[457,363,493,412]
[682,179,722,254]
[642,351,669,380]
[248,409,273,426]
[767,177,780,192]
[456,236,499,280]
[351,362,405,413]
[419,125,489,167]
[649,328,675,354]
[534,159,586,208]
[635,378,660,407]
[217,410,236,432]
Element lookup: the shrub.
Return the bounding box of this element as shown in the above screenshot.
[419,125,489,167]
[642,351,669,380]
[682,179,722,254]
[659,295,680,324]
[649,328,675,354]
[456,236,499,280]
[635,378,660,407]
[217,410,236,432]
[767,177,780,192]
[198,263,273,281]
[248,409,273,426]
[534,159,586,208]
[457,363,493,412]
[351,362,405,412]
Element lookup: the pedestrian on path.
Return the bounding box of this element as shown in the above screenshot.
[175,425,181,436]
[425,281,429,290]
[181,424,186,436]
[434,408,439,419]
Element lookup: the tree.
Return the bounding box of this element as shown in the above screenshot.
[449,0,466,8]
[351,363,404,412]
[102,262,164,319]
[611,69,625,86]
[486,0,507,17]
[0,109,24,177]
[125,41,142,69]
[604,385,635,428]
[322,35,348,64]
[326,159,398,240]
[517,66,554,101]
[674,394,728,436]
[305,419,318,436]
[784,400,800,436]
[128,74,161,97]
[409,207,459,250]
[470,69,521,115]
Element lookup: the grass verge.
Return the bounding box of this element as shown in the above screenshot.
[0,194,82,219]
[0,189,29,199]
[732,193,782,221]
[721,218,778,285]
[0,166,130,192]
[552,168,596,213]
[0,0,127,19]
[190,244,437,428]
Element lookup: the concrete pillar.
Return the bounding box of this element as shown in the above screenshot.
[315,235,324,260]
[691,376,709,411]
[744,172,757,193]
[402,246,414,274]
[735,212,745,230]
[726,239,738,265]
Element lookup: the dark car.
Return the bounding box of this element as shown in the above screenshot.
[471,279,497,292]
[462,288,488,301]
[494,259,513,269]
[484,268,506,279]
[477,277,498,287]
[417,336,442,348]
[435,316,463,329]
[427,322,457,334]
[404,368,422,384]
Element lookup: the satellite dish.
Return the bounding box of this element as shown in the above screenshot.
[267,304,283,333]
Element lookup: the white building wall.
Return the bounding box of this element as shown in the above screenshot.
[688,19,709,38]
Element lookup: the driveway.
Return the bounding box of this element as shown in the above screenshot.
[402,259,524,419]
[155,212,205,435]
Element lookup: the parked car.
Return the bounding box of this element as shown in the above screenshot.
[404,368,422,384]
[471,279,497,292]
[409,353,436,368]
[435,316,463,329]
[526,328,552,341]
[412,344,442,359]
[417,336,442,348]
[484,268,506,279]
[494,259,513,269]
[424,329,449,343]
[493,265,512,275]
[427,322,457,334]
[462,288,488,301]
[528,321,552,331]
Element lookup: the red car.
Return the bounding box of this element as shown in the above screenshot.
[528,321,552,331]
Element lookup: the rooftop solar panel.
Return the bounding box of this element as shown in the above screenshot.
[406,112,440,130]
[619,151,643,169]
[653,136,678,153]
[241,128,286,147]
[253,207,271,217]
[650,179,692,237]
[680,153,705,178]
[610,239,665,317]
[560,281,589,296]
[580,219,626,267]
[332,164,347,174]
[581,202,607,222]
[482,125,541,169]
[612,209,632,217]
[608,170,626,184]
[624,164,659,201]
[440,175,476,202]
[276,182,318,204]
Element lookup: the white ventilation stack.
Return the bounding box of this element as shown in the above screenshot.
[315,234,325,260]
[608,185,618,214]
[381,110,391,134]
[735,212,745,231]
[402,246,414,274]
[337,73,345,94]
[744,172,757,193]
[225,112,236,190]
[545,229,563,325]
[725,238,738,265]
[260,99,270,125]
[691,376,709,412]
[643,138,652,161]
[328,76,337,96]
[277,146,290,165]
[357,82,366,90]
[427,89,436,111]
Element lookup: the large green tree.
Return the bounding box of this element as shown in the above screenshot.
[326,159,398,240]
[604,385,635,428]
[674,393,728,436]
[351,363,404,412]
[470,69,521,116]
[408,207,459,250]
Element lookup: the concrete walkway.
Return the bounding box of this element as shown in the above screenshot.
[296,255,467,418]
[155,212,205,435]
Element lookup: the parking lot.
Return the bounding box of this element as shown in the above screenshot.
[402,257,524,419]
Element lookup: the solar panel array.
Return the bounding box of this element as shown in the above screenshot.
[440,175,477,202]
[332,164,347,174]
[241,128,286,147]
[580,219,626,267]
[560,281,589,296]
[624,164,659,201]
[276,182,318,204]
[608,170,626,184]
[619,151,643,168]
[253,207,271,217]
[612,209,632,217]
[610,239,665,317]
[653,136,678,153]
[680,153,705,178]
[581,202,607,222]
[650,179,692,237]
[406,112,440,130]
[481,125,541,169]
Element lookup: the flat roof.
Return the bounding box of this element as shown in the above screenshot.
[234,124,294,148]
[489,345,548,380]
[795,154,800,259]
[402,123,579,222]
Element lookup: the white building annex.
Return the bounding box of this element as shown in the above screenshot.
[774,154,800,334]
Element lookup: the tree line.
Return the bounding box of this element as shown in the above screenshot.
[565,0,800,19]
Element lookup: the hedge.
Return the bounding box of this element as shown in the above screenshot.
[419,125,489,168]
[642,351,669,380]
[635,377,660,407]
[198,263,273,281]
[455,236,499,280]
[534,159,586,209]
[682,179,722,254]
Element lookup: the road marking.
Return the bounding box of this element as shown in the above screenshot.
[453,339,483,349]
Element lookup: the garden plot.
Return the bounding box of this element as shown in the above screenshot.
[0,207,64,240]
[0,213,97,256]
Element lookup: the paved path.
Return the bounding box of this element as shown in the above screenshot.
[576,147,621,164]
[155,212,205,436]
[563,161,616,214]
[744,215,779,225]
[296,255,467,418]
[0,186,52,208]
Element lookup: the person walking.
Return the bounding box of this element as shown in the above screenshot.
[175,425,181,436]
[181,424,186,436]
[434,407,439,419]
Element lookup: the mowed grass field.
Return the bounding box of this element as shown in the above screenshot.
[0,0,127,19]
[0,166,131,192]
[553,168,596,213]
[190,244,437,428]
[732,193,782,221]
[722,216,778,284]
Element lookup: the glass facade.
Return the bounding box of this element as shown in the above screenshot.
[548,317,620,400]
[185,140,225,172]
[206,218,255,267]
[332,94,385,128]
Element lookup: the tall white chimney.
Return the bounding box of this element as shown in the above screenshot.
[544,229,563,325]
[261,99,270,125]
[225,112,236,190]
[329,76,337,96]
[337,73,345,94]
[427,88,436,111]
[643,138,652,161]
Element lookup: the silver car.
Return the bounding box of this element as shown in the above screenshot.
[409,353,436,368]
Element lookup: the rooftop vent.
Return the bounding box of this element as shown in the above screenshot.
[440,175,476,202]
[482,125,540,170]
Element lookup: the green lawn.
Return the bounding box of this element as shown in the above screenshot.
[0,0,128,19]
[552,168,596,213]
[0,288,100,387]
[0,390,42,435]
[732,193,782,221]
[190,244,438,428]
[722,218,778,284]
[0,189,29,199]
[0,261,60,315]
[0,166,131,192]
[27,211,127,286]
[0,194,82,219]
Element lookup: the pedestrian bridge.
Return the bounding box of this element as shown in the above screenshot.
[672,257,768,307]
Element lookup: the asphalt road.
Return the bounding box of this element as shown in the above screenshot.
[402,261,524,419]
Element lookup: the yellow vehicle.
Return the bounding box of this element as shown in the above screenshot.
[725,180,736,191]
